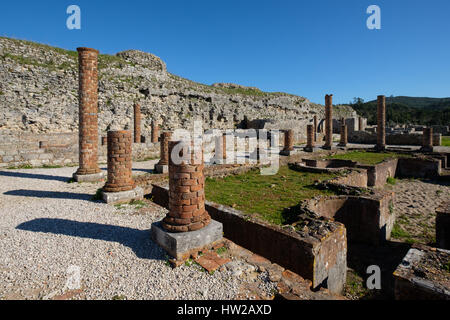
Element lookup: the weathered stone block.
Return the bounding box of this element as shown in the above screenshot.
[101,186,144,204]
[151,219,223,260]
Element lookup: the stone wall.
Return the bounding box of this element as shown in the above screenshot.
[349,131,442,146]
[0,130,159,168]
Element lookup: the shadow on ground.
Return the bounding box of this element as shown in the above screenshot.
[4,189,93,201]
[16,218,165,260]
[346,240,411,300]
[0,171,70,182]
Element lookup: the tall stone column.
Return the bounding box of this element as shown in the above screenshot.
[313,115,318,142]
[324,94,333,149]
[304,125,315,152]
[421,127,434,152]
[73,47,104,182]
[134,103,141,143]
[162,141,211,233]
[338,125,348,147]
[359,117,364,131]
[155,131,172,173]
[376,95,386,151]
[151,120,159,143]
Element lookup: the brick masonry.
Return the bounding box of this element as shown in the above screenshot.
[103,131,135,193]
[161,141,211,233]
[324,94,333,148]
[157,131,172,166]
[338,125,348,147]
[151,121,159,143]
[422,127,433,150]
[75,47,101,176]
[134,103,141,143]
[305,125,314,151]
[283,130,294,152]
[376,95,386,150]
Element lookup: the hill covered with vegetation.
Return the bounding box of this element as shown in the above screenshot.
[347,96,450,126]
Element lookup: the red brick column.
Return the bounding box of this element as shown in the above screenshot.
[338,125,348,147]
[305,125,314,151]
[376,95,386,151]
[134,103,141,143]
[359,117,364,131]
[103,131,135,193]
[75,47,101,176]
[422,127,433,151]
[162,141,211,233]
[313,116,318,142]
[283,130,294,151]
[324,94,333,149]
[222,133,227,160]
[158,132,172,165]
[151,121,159,143]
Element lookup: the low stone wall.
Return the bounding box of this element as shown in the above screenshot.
[394,245,450,300]
[304,191,395,245]
[436,201,450,250]
[150,184,347,294]
[349,131,442,146]
[358,158,398,188]
[396,157,441,179]
[0,131,159,168]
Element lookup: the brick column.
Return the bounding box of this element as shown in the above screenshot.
[151,121,159,143]
[222,133,227,160]
[158,132,172,166]
[304,124,314,152]
[338,125,348,147]
[74,47,102,178]
[103,131,135,193]
[324,94,333,149]
[421,127,434,152]
[162,141,211,233]
[359,117,364,131]
[283,130,294,151]
[313,115,318,142]
[134,103,141,143]
[376,95,386,151]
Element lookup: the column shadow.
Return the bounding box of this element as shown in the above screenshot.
[0,171,70,182]
[16,218,165,260]
[4,189,93,201]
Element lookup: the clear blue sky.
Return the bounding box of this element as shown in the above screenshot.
[1,0,449,104]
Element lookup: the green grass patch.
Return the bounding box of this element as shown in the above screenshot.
[205,166,339,225]
[326,151,410,165]
[386,177,397,185]
[391,222,415,244]
[91,189,103,201]
[442,136,450,147]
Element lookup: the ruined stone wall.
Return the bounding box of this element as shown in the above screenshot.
[349,131,442,146]
[0,130,159,168]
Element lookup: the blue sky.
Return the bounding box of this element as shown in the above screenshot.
[1,0,449,104]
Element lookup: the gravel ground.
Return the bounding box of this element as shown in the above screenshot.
[0,162,273,300]
[387,178,450,245]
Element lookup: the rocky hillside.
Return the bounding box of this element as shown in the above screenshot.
[0,37,356,135]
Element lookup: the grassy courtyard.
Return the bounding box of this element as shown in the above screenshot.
[442,136,450,147]
[326,151,410,165]
[205,166,338,225]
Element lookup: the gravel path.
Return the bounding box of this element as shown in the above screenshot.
[0,163,272,300]
[387,178,450,244]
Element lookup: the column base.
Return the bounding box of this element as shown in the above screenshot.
[280,149,296,156]
[303,146,319,153]
[374,145,387,152]
[420,146,434,153]
[337,143,348,148]
[72,171,105,183]
[151,219,223,261]
[155,164,168,174]
[101,187,144,204]
[322,145,335,150]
